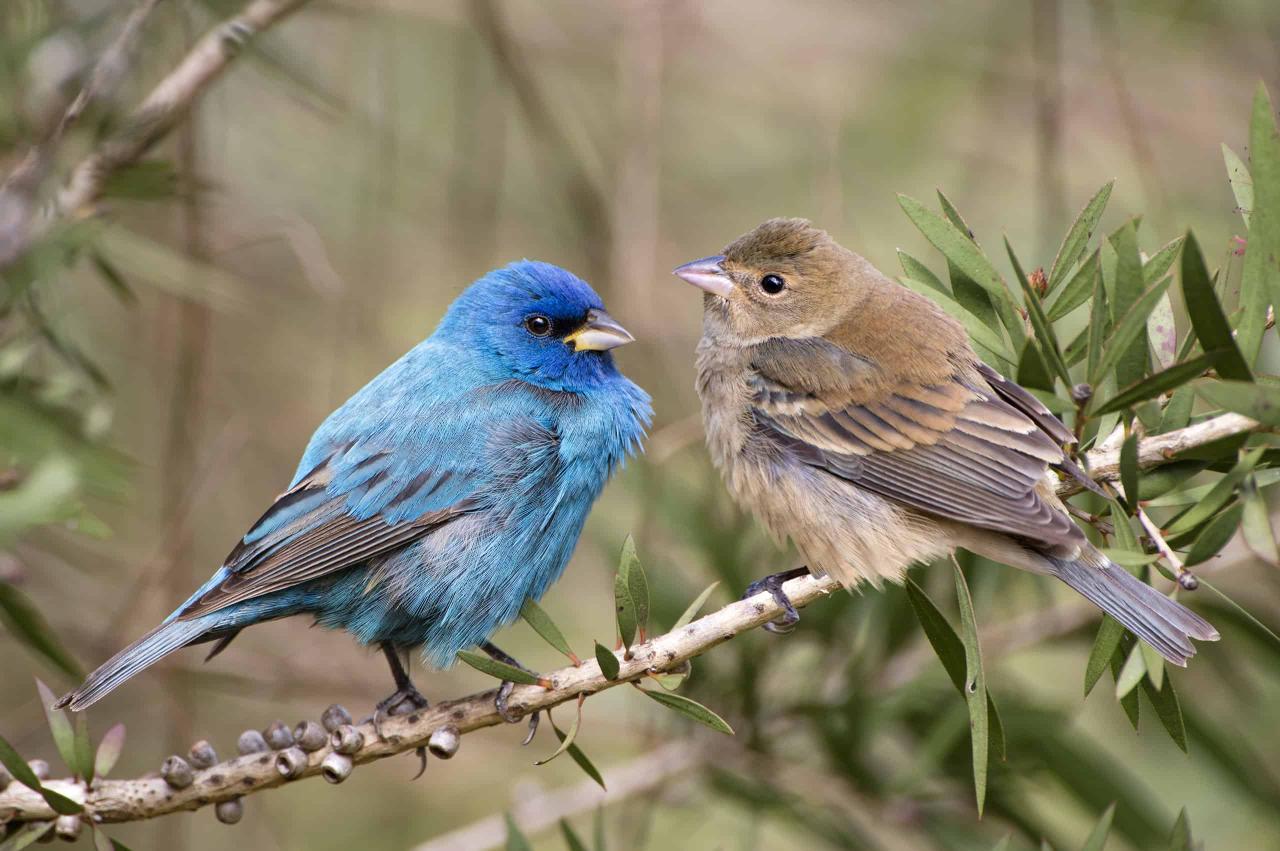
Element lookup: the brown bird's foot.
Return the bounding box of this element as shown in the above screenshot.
[743,567,811,634]
[482,641,541,744]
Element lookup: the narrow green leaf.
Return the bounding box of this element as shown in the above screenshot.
[0,582,83,679]
[73,711,93,783]
[12,822,55,849]
[550,715,606,790]
[671,582,719,631]
[1047,249,1101,321]
[1089,354,1216,416]
[1184,502,1244,566]
[1050,181,1114,289]
[456,650,541,686]
[897,194,1015,306]
[520,598,577,663]
[1120,434,1140,512]
[991,837,1011,851]
[1143,236,1185,285]
[1085,617,1125,697]
[1224,143,1254,228]
[1081,802,1117,851]
[1008,237,1071,386]
[1096,549,1160,569]
[94,723,126,779]
[1242,476,1280,565]
[953,562,989,816]
[639,687,734,734]
[560,819,590,851]
[34,679,77,777]
[89,251,138,305]
[1115,644,1147,699]
[619,536,649,641]
[1165,447,1259,535]
[614,548,638,651]
[1147,291,1178,370]
[1195,379,1280,425]
[1158,384,1196,434]
[1141,676,1187,753]
[901,277,1014,363]
[1168,807,1192,851]
[1238,84,1280,363]
[594,641,620,680]
[1112,643,1140,729]
[593,805,606,851]
[535,699,582,766]
[1140,639,1165,691]
[1089,276,1174,387]
[897,250,947,294]
[1087,270,1109,379]
[0,734,45,791]
[1181,232,1252,381]
[504,813,533,851]
[1108,222,1153,389]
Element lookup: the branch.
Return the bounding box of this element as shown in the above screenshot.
[0,414,1263,830]
[0,0,316,272]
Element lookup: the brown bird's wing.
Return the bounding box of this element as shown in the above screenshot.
[749,337,1086,550]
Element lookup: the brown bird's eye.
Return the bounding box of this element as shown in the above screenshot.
[524,314,552,337]
[760,274,786,294]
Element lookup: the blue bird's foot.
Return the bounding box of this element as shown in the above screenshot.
[482,642,542,745]
[743,567,811,634]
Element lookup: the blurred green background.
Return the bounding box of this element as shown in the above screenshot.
[3,0,1280,849]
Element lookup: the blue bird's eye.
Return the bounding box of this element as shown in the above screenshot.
[524,314,552,337]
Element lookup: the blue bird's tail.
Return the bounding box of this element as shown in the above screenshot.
[1046,547,1218,666]
[53,618,210,711]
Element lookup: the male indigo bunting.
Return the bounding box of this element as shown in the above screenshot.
[58,261,651,728]
[674,219,1216,665]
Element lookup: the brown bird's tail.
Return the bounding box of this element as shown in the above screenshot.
[1047,547,1218,666]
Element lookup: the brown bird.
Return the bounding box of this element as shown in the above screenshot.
[674,218,1217,665]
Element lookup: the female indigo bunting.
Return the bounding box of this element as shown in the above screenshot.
[59,261,651,721]
[674,218,1216,665]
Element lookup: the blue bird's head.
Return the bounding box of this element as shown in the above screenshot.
[439,261,636,391]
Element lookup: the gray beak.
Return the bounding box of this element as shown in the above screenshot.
[673,254,733,298]
[564,308,635,352]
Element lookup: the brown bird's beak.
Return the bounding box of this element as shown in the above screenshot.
[673,255,734,298]
[563,308,635,352]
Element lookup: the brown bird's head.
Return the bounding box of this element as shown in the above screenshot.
[673,218,871,344]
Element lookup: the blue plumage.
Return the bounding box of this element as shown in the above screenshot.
[59,261,650,711]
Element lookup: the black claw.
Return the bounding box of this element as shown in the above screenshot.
[743,567,810,634]
[521,711,540,746]
[410,746,427,780]
[482,641,543,725]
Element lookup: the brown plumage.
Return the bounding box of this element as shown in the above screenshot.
[676,218,1217,665]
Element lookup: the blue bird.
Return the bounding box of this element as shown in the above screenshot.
[57,261,651,733]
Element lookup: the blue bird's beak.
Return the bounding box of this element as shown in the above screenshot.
[673,254,733,298]
[564,308,635,352]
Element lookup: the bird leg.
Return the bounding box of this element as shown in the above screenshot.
[742,566,811,634]
[373,642,430,777]
[481,641,541,744]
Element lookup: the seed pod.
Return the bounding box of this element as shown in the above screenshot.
[320,752,353,784]
[1178,572,1200,591]
[28,759,49,781]
[263,720,294,750]
[427,725,460,760]
[1071,383,1093,404]
[330,724,364,755]
[188,739,217,769]
[161,755,194,789]
[275,747,308,780]
[54,814,82,840]
[237,729,269,755]
[292,720,327,753]
[215,797,244,825]
[320,704,352,732]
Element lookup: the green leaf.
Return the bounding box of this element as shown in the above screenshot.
[594,641,620,680]
[614,547,638,652]
[1115,644,1147,699]
[1085,617,1126,697]
[560,819,590,851]
[535,699,582,766]
[1242,475,1280,565]
[897,249,947,293]
[1120,434,1139,511]
[1008,237,1070,386]
[1140,639,1165,691]
[1184,502,1244,566]
[0,733,82,815]
[1147,291,1178,370]
[953,561,989,816]
[73,711,93,783]
[593,806,606,851]
[456,650,542,686]
[94,723,126,779]
[520,598,578,663]
[1168,807,1192,851]
[504,813,533,851]
[1181,232,1252,381]
[1195,379,1280,425]
[671,582,719,631]
[639,687,734,735]
[1050,181,1114,290]
[1047,249,1101,321]
[1141,676,1188,753]
[1165,447,1259,536]
[1158,385,1196,434]
[34,679,77,777]
[1108,222,1152,389]
[12,822,55,849]
[1110,644,1140,729]
[1089,354,1216,416]
[901,277,1014,364]
[1143,236,1185,285]
[1224,143,1254,228]
[1097,549,1160,569]
[0,580,83,680]
[897,194,1015,307]
[550,715,606,790]
[1087,271,1110,379]
[618,536,649,642]
[1238,84,1280,363]
[1089,275,1174,387]
[89,251,138,305]
[1081,802,1117,851]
